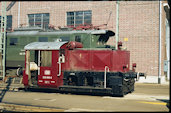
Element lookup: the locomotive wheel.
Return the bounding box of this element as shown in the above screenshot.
[17,67,23,77]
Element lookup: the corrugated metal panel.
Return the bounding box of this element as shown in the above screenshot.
[92,50,112,70]
[67,49,130,72]
[69,50,90,71]
[24,41,68,50]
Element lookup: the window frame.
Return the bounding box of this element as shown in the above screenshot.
[67,10,92,27]
[28,13,50,29]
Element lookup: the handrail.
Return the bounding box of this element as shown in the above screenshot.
[57,60,61,77]
[57,54,65,76]
[38,50,40,75]
[104,66,110,88]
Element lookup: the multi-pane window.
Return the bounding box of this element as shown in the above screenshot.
[67,10,92,27]
[28,13,49,29]
[0,15,12,31]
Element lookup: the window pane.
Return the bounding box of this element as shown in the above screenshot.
[67,21,74,26]
[39,37,48,42]
[43,13,49,29]
[84,11,92,25]
[35,14,41,26]
[84,15,91,19]
[41,51,52,67]
[28,14,34,18]
[84,11,92,15]
[67,12,74,16]
[75,21,82,25]
[76,11,83,16]
[84,19,91,25]
[7,15,12,30]
[35,14,41,18]
[10,38,18,45]
[75,36,81,42]
[28,14,34,26]
[29,22,34,26]
[60,36,70,41]
[43,13,49,17]
[67,16,74,20]
[76,16,82,20]
[67,16,74,26]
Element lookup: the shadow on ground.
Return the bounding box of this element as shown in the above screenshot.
[156,99,170,109]
[0,78,12,102]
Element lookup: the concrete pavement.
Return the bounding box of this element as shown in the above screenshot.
[0,78,170,112]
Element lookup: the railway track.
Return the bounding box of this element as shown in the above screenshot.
[0,103,65,112]
[0,76,24,91]
[0,77,65,112]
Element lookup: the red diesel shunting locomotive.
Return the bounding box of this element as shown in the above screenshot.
[22,41,145,97]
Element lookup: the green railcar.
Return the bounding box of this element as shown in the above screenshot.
[6,27,115,75]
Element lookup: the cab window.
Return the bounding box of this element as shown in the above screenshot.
[41,51,52,67]
[75,35,81,42]
[60,36,70,41]
[39,37,48,42]
[10,38,18,45]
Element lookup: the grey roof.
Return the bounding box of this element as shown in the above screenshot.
[7,29,108,36]
[24,41,68,50]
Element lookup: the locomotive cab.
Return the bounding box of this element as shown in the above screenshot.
[23,41,69,88]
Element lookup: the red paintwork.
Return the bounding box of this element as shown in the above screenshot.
[132,63,137,72]
[66,41,83,49]
[23,51,28,86]
[37,50,64,88]
[22,70,28,86]
[118,41,122,50]
[23,41,131,88]
[65,49,130,72]
[67,24,108,30]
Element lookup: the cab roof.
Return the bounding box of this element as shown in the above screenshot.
[24,41,68,50]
